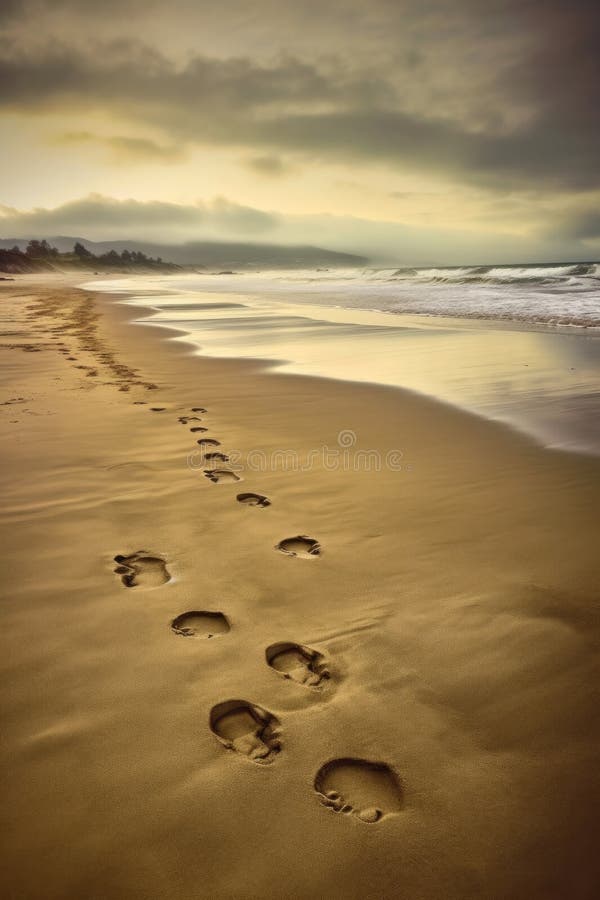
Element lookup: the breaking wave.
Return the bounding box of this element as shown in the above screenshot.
[269,260,600,327]
[363,261,600,287]
[88,260,600,328]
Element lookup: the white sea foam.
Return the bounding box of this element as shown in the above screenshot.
[96,262,600,328]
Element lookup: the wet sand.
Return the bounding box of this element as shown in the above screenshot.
[89,272,600,455]
[1,275,599,899]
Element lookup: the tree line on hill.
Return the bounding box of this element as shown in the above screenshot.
[0,240,178,274]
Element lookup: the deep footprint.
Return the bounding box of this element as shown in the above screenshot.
[266,641,329,687]
[237,492,271,508]
[197,438,221,447]
[314,759,403,823]
[113,551,170,588]
[275,536,321,558]
[191,407,207,413]
[190,426,208,433]
[171,610,230,638]
[179,416,203,424]
[210,700,281,763]
[204,469,241,483]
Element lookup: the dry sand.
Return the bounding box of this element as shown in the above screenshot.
[1,274,599,899]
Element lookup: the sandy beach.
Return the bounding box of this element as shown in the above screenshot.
[1,274,599,900]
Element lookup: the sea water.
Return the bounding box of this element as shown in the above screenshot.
[85,264,600,455]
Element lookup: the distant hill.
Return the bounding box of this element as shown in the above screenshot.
[0,236,368,269]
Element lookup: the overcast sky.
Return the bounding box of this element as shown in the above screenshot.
[0,0,598,263]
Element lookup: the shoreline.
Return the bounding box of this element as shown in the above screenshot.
[89,273,600,458]
[84,274,600,333]
[82,265,600,329]
[1,274,599,899]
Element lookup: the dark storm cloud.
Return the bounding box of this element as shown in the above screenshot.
[0,0,598,196]
[0,41,391,112]
[0,0,26,23]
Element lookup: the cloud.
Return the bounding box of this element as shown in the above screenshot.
[0,194,279,241]
[0,0,598,259]
[0,0,20,22]
[0,194,594,265]
[389,191,440,200]
[56,131,185,162]
[0,41,378,113]
[0,0,597,194]
[564,211,600,241]
[245,155,292,176]
[2,0,153,24]
[208,197,278,234]
[542,204,600,243]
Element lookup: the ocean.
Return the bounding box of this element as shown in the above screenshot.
[86,263,600,455]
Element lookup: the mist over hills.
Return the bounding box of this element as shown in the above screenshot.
[0,236,368,269]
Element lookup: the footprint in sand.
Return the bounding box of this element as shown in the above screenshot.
[190,426,208,433]
[210,700,281,764]
[197,438,221,448]
[275,536,321,558]
[179,416,203,424]
[314,759,403,823]
[266,641,329,687]
[171,610,230,638]
[204,451,230,463]
[113,551,170,588]
[150,407,166,412]
[204,469,241,484]
[191,407,207,413]
[237,492,271,508]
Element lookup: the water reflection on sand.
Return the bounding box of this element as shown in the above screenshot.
[88,277,600,455]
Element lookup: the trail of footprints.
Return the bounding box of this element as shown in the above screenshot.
[54,312,403,822]
[113,403,403,824]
